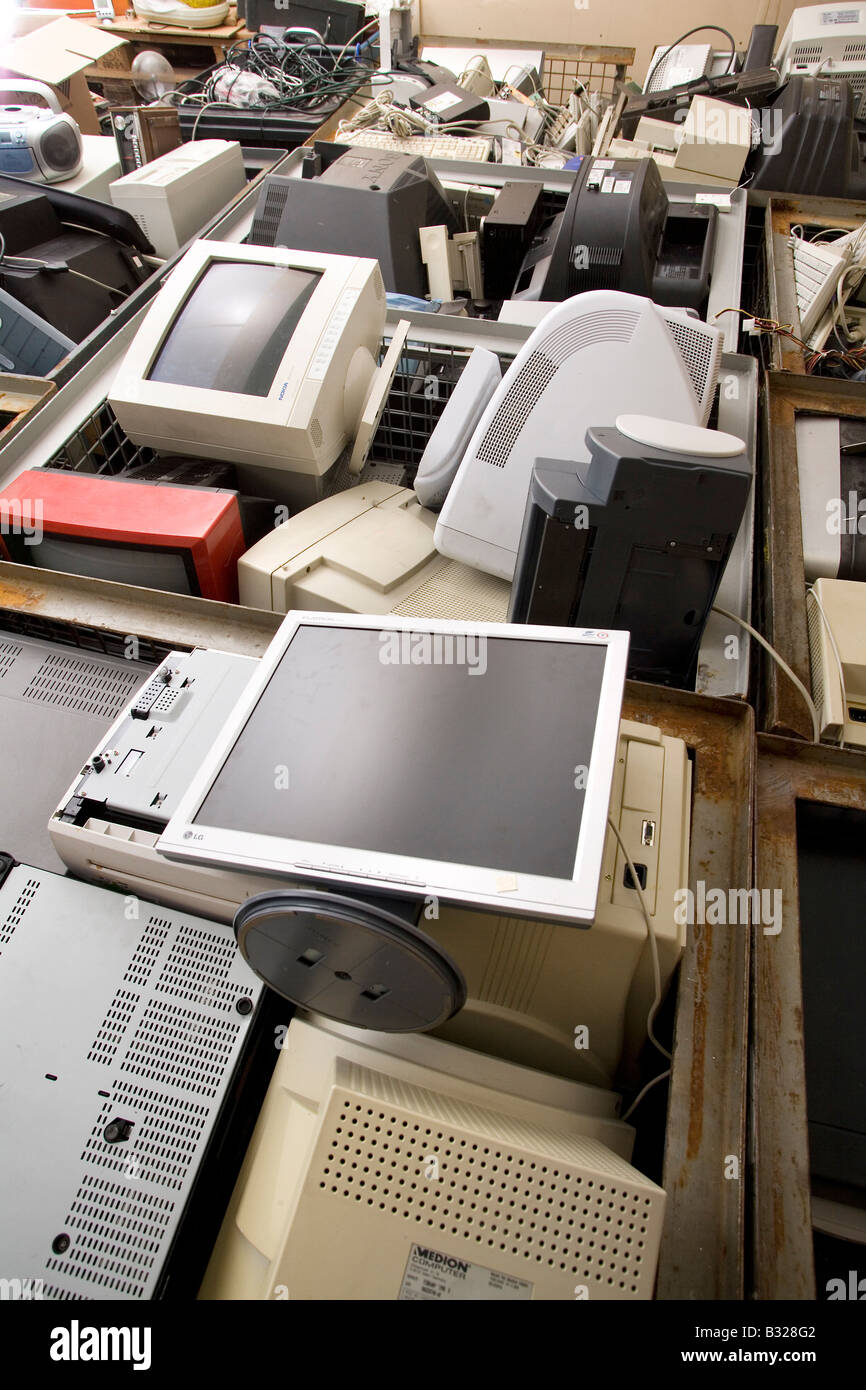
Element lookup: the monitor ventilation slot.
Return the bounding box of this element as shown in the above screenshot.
[22,653,143,721]
[663,318,719,417]
[476,351,557,467]
[314,1079,654,1296]
[478,917,556,1011]
[82,1082,210,1191]
[806,591,826,718]
[250,185,289,246]
[120,998,240,1098]
[0,876,39,947]
[44,1174,174,1298]
[390,560,510,622]
[792,42,825,65]
[539,309,639,366]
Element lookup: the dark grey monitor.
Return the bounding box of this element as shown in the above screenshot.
[508,423,752,689]
[248,147,458,297]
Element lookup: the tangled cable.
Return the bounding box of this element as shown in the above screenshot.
[167,24,378,124]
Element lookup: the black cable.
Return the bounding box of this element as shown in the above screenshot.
[167,31,376,121]
[644,25,738,93]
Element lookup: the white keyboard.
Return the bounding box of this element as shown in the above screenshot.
[338,130,493,163]
[792,235,852,338]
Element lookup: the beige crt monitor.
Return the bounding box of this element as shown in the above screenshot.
[237,482,511,621]
[199,1014,666,1301]
[108,239,407,508]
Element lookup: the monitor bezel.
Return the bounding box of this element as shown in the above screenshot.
[109,239,381,431]
[157,612,629,924]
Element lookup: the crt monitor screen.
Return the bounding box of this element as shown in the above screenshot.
[26,535,194,595]
[147,262,323,396]
[195,625,607,879]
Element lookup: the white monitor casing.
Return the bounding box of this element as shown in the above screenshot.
[108,239,389,508]
[434,290,724,580]
[237,482,510,621]
[199,1013,666,1301]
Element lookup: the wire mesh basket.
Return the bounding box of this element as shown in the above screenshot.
[44,334,518,481]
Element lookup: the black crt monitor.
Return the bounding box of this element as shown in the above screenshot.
[241,0,365,43]
[513,155,669,301]
[747,75,866,200]
[508,419,752,690]
[248,144,458,298]
[0,177,149,343]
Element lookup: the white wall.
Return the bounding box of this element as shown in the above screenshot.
[419,0,802,89]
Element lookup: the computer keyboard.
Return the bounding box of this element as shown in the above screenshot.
[791,235,852,338]
[338,130,494,162]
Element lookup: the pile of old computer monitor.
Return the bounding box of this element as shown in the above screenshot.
[0,5,861,1302]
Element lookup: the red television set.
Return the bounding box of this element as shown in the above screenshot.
[0,469,247,602]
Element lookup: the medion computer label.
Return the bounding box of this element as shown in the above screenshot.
[398,1245,533,1301]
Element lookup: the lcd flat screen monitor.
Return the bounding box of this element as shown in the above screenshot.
[158,613,628,923]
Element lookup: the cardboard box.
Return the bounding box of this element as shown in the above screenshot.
[0,18,128,136]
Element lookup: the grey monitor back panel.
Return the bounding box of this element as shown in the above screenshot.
[56,647,258,827]
[0,864,264,1300]
[0,633,151,872]
[0,289,75,375]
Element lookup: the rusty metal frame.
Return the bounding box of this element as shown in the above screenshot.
[752,733,866,1300]
[761,195,866,373]
[621,683,753,1301]
[0,375,55,449]
[760,371,866,740]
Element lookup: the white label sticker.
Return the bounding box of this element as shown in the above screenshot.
[601,176,616,193]
[399,1245,534,1301]
[424,91,463,114]
[819,8,860,22]
[593,158,615,170]
[695,192,732,211]
[613,179,632,193]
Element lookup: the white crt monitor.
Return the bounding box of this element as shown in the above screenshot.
[157,611,629,924]
[777,6,866,117]
[237,482,511,621]
[434,290,723,581]
[200,1014,666,1301]
[108,239,390,507]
